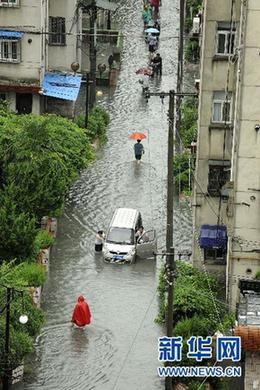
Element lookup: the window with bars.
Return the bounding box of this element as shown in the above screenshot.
[49,17,66,45]
[204,248,226,264]
[0,39,20,62]
[212,91,232,123]
[207,163,230,197]
[0,0,19,6]
[216,22,236,56]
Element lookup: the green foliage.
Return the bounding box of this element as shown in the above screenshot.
[6,262,46,287]
[0,290,44,375]
[185,0,203,33]
[155,266,167,324]
[34,230,55,254]
[174,152,192,192]
[0,186,37,262]
[0,263,45,375]
[0,99,11,117]
[174,315,214,338]
[0,319,33,375]
[157,261,226,329]
[185,39,200,63]
[174,98,198,193]
[75,106,109,144]
[0,114,94,218]
[255,270,260,280]
[180,97,198,147]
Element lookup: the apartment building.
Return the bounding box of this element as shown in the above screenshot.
[0,0,82,116]
[193,0,260,308]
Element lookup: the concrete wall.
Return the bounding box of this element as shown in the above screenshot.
[228,0,260,307]
[0,0,43,82]
[193,0,239,274]
[245,352,260,390]
[48,0,81,72]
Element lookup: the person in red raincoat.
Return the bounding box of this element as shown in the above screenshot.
[149,0,160,18]
[71,295,91,327]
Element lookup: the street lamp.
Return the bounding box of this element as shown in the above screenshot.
[0,286,28,390]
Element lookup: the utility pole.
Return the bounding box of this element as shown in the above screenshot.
[85,73,90,128]
[175,0,185,150]
[2,287,11,390]
[145,90,197,390]
[107,0,111,29]
[165,90,175,390]
[89,5,97,110]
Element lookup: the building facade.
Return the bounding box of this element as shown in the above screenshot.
[193,0,260,308]
[0,0,81,115]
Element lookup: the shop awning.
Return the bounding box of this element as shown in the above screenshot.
[0,30,24,39]
[199,225,227,249]
[42,72,82,101]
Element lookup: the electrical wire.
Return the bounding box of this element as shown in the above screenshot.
[111,288,158,390]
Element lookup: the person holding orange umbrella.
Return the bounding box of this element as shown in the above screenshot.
[129,132,146,163]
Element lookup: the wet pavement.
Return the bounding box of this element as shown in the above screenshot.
[18,0,193,389]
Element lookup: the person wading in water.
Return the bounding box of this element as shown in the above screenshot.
[134,139,145,163]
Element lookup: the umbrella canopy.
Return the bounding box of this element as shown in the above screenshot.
[129,132,147,140]
[135,67,152,76]
[145,27,160,33]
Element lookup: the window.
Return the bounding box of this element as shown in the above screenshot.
[0,93,6,101]
[49,17,66,45]
[216,22,235,55]
[0,0,19,6]
[204,248,226,264]
[0,39,20,62]
[208,161,230,197]
[212,91,232,123]
[106,228,134,245]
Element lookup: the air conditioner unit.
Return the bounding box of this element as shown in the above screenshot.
[192,17,200,35]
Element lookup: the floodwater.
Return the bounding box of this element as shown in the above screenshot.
[18,0,193,389]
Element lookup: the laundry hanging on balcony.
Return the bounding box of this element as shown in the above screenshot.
[199,224,227,249]
[42,72,82,101]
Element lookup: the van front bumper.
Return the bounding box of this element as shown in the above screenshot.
[103,251,134,264]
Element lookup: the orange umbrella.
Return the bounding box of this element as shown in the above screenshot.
[129,132,147,140]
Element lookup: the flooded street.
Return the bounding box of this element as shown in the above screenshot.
[19,0,192,389]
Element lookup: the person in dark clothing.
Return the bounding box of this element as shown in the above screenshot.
[134,139,145,162]
[151,53,162,75]
[108,54,114,70]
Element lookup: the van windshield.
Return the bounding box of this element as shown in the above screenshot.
[106,227,134,245]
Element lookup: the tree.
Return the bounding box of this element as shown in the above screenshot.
[0,186,37,262]
[0,114,94,218]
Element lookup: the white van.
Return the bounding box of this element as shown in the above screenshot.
[103,208,157,264]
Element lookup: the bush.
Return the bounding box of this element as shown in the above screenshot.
[180,97,198,147]
[156,261,224,327]
[0,288,44,376]
[34,230,55,254]
[185,39,200,63]
[75,106,109,144]
[255,271,260,280]
[174,315,213,338]
[174,152,192,193]
[0,186,37,262]
[7,262,46,287]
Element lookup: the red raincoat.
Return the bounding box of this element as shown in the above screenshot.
[71,295,91,327]
[150,0,159,7]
